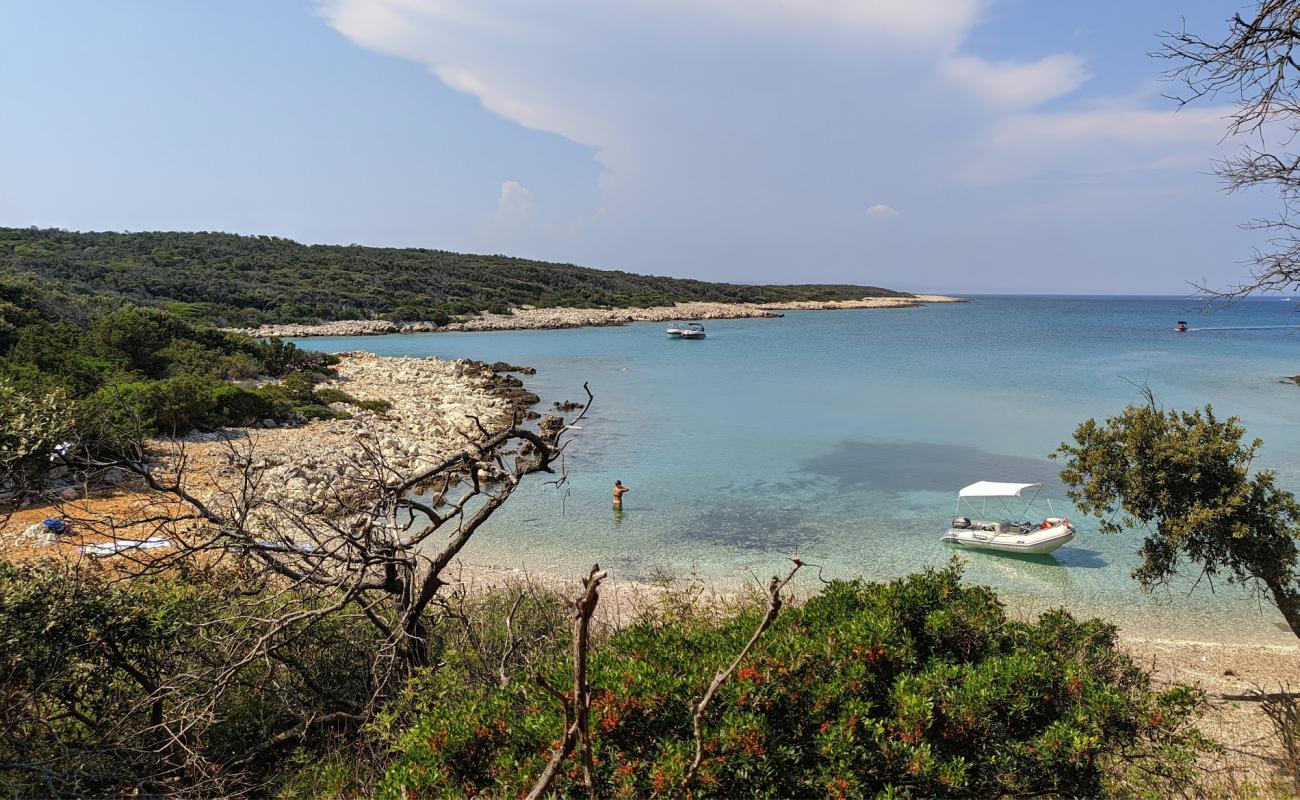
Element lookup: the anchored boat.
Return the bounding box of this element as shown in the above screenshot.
[672,322,705,339]
[941,481,1075,555]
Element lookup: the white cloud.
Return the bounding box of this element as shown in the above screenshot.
[495,179,536,221]
[940,53,1089,109]
[959,106,1230,185]
[314,0,1248,289]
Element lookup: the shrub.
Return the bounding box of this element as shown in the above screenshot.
[314,387,393,413]
[211,384,276,425]
[85,374,223,436]
[0,559,206,796]
[376,565,1207,799]
[0,379,75,501]
[0,559,387,798]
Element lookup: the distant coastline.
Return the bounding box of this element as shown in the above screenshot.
[228,294,966,338]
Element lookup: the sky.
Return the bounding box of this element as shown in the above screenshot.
[0,1,1282,293]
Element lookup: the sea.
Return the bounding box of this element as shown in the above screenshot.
[293,296,1300,644]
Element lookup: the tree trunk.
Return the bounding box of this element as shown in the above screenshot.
[1264,575,1300,639]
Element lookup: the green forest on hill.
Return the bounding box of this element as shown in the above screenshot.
[0,227,903,327]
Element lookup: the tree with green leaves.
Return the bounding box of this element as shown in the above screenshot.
[1055,398,1300,638]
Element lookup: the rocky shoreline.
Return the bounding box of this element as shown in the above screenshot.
[1,352,554,549]
[229,295,965,338]
[190,353,554,515]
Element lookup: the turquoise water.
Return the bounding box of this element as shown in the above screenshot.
[295,297,1300,644]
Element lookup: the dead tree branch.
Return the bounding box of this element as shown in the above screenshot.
[526,565,606,800]
[683,558,804,789]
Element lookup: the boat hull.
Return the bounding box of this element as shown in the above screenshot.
[941,523,1075,555]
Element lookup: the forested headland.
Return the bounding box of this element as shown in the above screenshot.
[0,227,904,328]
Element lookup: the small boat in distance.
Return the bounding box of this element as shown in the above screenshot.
[1175,320,1188,332]
[941,481,1076,555]
[666,323,686,337]
[678,322,706,339]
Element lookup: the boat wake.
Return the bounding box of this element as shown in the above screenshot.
[1181,325,1299,332]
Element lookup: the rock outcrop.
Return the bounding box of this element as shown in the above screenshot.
[188,352,547,517]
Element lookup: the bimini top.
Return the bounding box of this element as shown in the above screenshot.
[958,481,1043,498]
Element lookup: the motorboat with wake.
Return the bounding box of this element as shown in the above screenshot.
[941,481,1075,555]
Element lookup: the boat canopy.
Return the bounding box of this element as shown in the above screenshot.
[958,481,1043,498]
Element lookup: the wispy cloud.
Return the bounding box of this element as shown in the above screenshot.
[940,54,1089,109]
[867,203,900,218]
[959,105,1229,186]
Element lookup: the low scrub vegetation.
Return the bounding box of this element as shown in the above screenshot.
[0,560,1211,798]
[0,275,337,498]
[0,227,905,327]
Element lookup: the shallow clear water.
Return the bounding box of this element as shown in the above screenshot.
[294,296,1300,644]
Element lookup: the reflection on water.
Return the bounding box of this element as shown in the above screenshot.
[802,440,1066,495]
[958,548,1080,596]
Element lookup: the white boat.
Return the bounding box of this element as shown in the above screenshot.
[941,481,1075,555]
[678,322,706,339]
[666,323,686,337]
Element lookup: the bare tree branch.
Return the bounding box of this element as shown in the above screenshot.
[683,558,804,789]
[526,565,606,800]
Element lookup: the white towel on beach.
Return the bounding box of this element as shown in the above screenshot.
[79,537,171,557]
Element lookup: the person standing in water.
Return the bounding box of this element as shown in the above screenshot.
[612,480,629,507]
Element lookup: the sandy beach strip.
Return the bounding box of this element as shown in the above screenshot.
[227,295,966,338]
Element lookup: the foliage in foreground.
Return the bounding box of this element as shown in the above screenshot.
[0,558,378,798]
[371,564,1206,799]
[1055,401,1300,639]
[0,559,1210,799]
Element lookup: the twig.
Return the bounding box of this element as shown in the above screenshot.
[683,558,803,789]
[525,565,606,800]
[498,590,527,688]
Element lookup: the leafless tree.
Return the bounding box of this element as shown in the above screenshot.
[1160,1,1300,299]
[44,386,591,793]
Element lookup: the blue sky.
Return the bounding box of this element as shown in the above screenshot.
[0,1,1278,293]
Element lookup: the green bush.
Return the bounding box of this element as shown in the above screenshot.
[0,559,207,797]
[315,387,393,413]
[0,379,75,499]
[377,565,1207,799]
[0,274,345,480]
[0,559,386,798]
[211,384,276,425]
[85,373,223,436]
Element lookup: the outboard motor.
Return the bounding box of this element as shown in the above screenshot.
[951,516,971,529]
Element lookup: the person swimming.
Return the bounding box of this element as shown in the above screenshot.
[612,480,629,506]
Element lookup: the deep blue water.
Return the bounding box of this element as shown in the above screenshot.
[294,296,1300,643]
